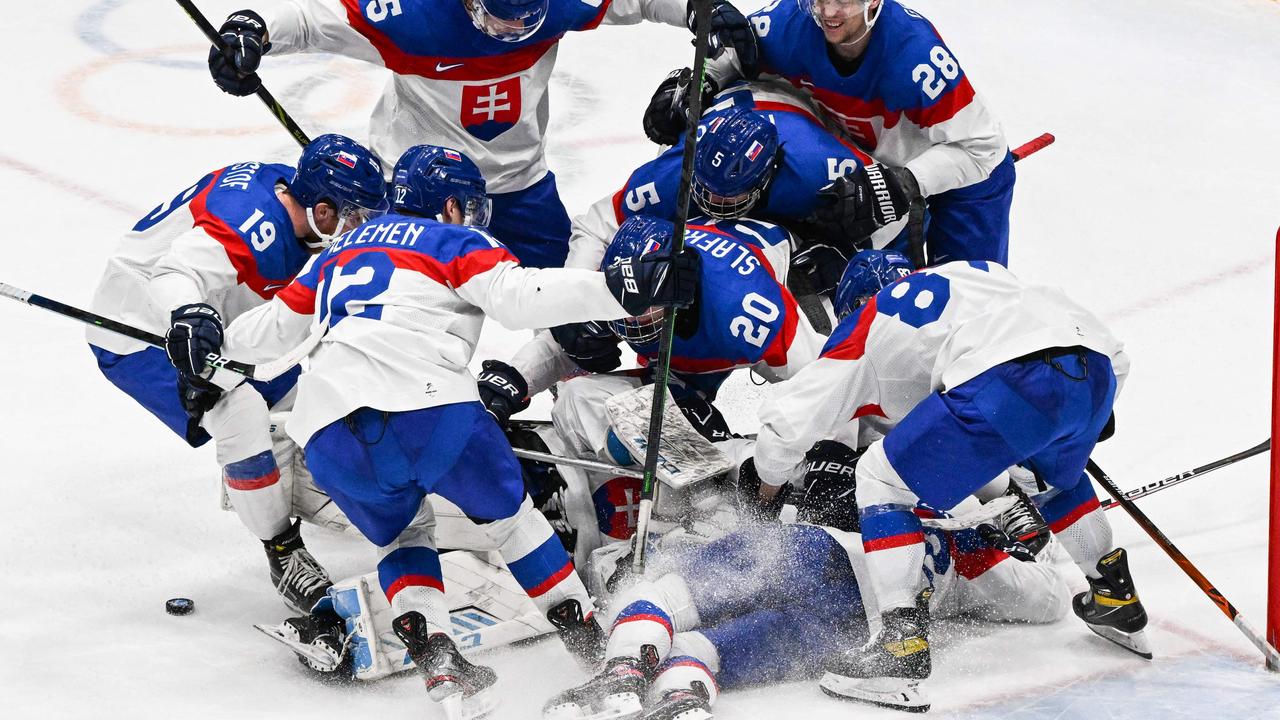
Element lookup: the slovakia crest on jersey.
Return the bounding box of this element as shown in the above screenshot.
[461,78,521,141]
[593,476,643,539]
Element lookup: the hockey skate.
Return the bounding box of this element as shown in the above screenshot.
[819,605,931,713]
[547,598,606,667]
[253,611,352,680]
[543,650,656,720]
[642,684,713,720]
[264,519,332,613]
[999,481,1050,555]
[1073,548,1152,659]
[394,611,499,720]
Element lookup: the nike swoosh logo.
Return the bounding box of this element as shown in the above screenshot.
[264,283,288,291]
[435,62,464,72]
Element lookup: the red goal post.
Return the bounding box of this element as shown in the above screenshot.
[1270,226,1280,670]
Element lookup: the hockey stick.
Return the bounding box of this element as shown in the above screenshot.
[0,282,314,383]
[511,446,644,481]
[1085,459,1280,666]
[1011,132,1055,162]
[173,0,312,148]
[631,0,714,574]
[1101,440,1270,510]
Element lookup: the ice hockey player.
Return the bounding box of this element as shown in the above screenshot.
[88,133,387,613]
[566,82,910,300]
[748,251,1147,711]
[542,439,1070,719]
[647,0,1015,266]
[215,144,700,716]
[205,0,757,268]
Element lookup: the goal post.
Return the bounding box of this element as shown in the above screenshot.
[1269,226,1280,671]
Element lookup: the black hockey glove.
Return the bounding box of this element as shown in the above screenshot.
[791,242,849,297]
[673,393,735,443]
[812,163,918,244]
[734,457,791,523]
[165,303,224,377]
[604,244,700,316]
[476,359,530,425]
[795,440,864,532]
[176,372,223,420]
[976,524,1037,563]
[688,0,760,80]
[208,9,270,97]
[550,321,622,373]
[643,68,721,146]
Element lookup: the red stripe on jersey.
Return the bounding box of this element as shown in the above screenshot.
[385,574,446,602]
[340,0,558,81]
[905,75,976,129]
[611,182,629,225]
[276,281,316,314]
[188,169,277,300]
[224,468,280,491]
[1048,496,1101,534]
[949,535,1009,579]
[334,245,517,288]
[822,295,878,361]
[524,560,574,598]
[580,0,615,31]
[863,531,924,552]
[852,403,886,419]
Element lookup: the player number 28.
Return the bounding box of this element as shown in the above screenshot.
[729,292,779,348]
[911,46,960,101]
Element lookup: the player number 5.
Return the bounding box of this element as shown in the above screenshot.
[625,182,661,212]
[729,292,779,348]
[911,46,960,101]
[366,0,403,22]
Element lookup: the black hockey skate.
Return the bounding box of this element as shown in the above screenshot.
[547,598,607,667]
[543,649,658,720]
[1000,481,1051,555]
[819,605,931,713]
[263,519,332,613]
[394,611,499,720]
[642,684,713,720]
[253,611,353,681]
[1073,547,1152,659]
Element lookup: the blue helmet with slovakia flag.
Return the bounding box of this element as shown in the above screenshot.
[692,106,780,220]
[287,133,389,249]
[467,0,549,42]
[602,215,677,345]
[833,249,915,321]
[392,145,492,227]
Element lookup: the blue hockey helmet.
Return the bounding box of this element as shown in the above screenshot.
[692,107,780,220]
[288,133,389,248]
[602,215,676,345]
[833,249,914,320]
[467,0,548,42]
[392,145,492,227]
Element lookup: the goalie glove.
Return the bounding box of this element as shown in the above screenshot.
[476,360,529,425]
[643,68,721,146]
[672,393,735,443]
[208,9,271,97]
[550,321,622,373]
[812,163,919,244]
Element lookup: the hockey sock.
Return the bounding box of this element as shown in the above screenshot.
[222,450,290,540]
[607,575,700,660]
[651,652,720,705]
[860,503,928,610]
[379,546,450,634]
[485,496,597,616]
[1041,476,1114,578]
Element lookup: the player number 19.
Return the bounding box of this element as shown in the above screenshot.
[911,46,960,101]
[729,292,779,348]
[238,209,276,252]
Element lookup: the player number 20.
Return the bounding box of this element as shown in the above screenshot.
[911,46,960,101]
[729,292,779,348]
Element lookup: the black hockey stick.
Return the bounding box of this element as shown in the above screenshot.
[1085,459,1280,666]
[0,282,312,382]
[631,0,714,574]
[174,0,312,148]
[1101,440,1269,510]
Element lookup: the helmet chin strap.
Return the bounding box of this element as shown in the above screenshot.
[304,206,341,250]
[828,0,883,48]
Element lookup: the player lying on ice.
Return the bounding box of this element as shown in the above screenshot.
[540,436,1071,720]
[88,133,387,613]
[745,250,1150,712]
[199,144,700,718]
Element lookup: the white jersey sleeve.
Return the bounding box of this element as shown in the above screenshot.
[603,0,687,26]
[268,0,384,65]
[221,256,321,364]
[148,228,242,315]
[509,329,580,397]
[454,262,628,331]
[565,191,623,270]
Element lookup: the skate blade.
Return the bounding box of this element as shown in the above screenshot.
[252,623,339,672]
[542,694,643,720]
[819,673,930,713]
[435,685,499,720]
[1085,623,1153,659]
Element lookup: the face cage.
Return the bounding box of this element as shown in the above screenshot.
[692,175,764,220]
[609,307,666,346]
[468,0,546,42]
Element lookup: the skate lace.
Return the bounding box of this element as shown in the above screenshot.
[999,488,1045,539]
[277,548,331,598]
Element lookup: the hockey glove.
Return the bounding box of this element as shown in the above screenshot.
[476,359,530,425]
[688,0,760,80]
[643,68,721,146]
[734,457,791,523]
[208,10,270,97]
[792,242,849,297]
[550,321,623,373]
[976,524,1037,563]
[604,244,700,316]
[177,372,223,420]
[673,393,735,443]
[796,440,864,533]
[812,163,918,244]
[166,303,224,377]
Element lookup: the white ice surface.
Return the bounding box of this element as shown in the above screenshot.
[3,0,1280,717]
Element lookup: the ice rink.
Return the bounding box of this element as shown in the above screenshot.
[3,0,1280,717]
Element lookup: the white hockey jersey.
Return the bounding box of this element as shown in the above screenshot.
[222,212,630,445]
[88,162,311,355]
[754,261,1130,486]
[267,0,686,192]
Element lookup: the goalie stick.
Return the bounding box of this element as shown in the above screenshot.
[631,0,714,574]
[1085,459,1280,667]
[173,0,312,148]
[0,282,318,383]
[1101,439,1269,510]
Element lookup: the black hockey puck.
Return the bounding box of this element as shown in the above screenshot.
[165,598,195,616]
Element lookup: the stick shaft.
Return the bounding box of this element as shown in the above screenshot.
[511,447,644,480]
[1101,440,1270,509]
